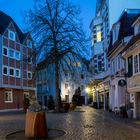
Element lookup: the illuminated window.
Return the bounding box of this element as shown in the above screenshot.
[4,91,13,103]
[97,31,101,42]
[77,62,81,67]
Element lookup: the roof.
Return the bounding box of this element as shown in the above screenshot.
[107,9,140,57]
[0,11,29,43]
[122,32,140,53]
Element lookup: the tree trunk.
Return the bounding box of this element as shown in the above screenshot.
[55,60,60,112]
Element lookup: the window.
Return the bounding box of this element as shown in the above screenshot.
[65,72,68,77]
[4,91,13,103]
[81,74,84,79]
[77,62,81,67]
[97,31,101,42]
[81,85,84,90]
[139,54,140,72]
[15,51,20,60]
[9,68,14,76]
[96,25,102,43]
[72,84,74,89]
[8,30,15,41]
[65,83,68,89]
[98,61,102,71]
[134,55,138,74]
[27,40,32,48]
[9,49,14,58]
[27,71,32,79]
[3,66,8,75]
[3,47,8,56]
[117,55,121,70]
[138,25,140,33]
[28,57,32,64]
[15,69,20,77]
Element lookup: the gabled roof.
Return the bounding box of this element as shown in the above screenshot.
[0,11,30,43]
[108,9,140,57]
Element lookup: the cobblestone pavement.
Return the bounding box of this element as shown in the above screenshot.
[0,106,140,140]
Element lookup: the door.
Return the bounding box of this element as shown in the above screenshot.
[44,96,47,106]
[65,95,69,102]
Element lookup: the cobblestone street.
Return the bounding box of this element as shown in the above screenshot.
[0,106,140,140]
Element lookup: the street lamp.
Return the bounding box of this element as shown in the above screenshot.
[67,86,70,102]
[96,88,100,109]
[85,87,90,93]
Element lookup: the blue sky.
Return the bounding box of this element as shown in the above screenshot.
[0,0,96,37]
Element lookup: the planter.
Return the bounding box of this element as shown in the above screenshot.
[62,102,70,111]
[69,103,75,111]
[25,112,47,138]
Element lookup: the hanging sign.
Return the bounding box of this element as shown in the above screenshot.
[118,79,126,87]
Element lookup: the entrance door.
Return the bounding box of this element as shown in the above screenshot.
[65,95,69,102]
[44,96,47,106]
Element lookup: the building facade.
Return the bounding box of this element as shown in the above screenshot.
[37,64,56,106]
[108,10,140,111]
[0,11,36,111]
[61,64,91,104]
[90,0,140,110]
[122,15,140,118]
[36,60,92,106]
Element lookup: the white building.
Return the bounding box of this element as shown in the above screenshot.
[37,60,92,106]
[90,0,140,110]
[122,15,140,119]
[61,61,92,104]
[108,9,140,111]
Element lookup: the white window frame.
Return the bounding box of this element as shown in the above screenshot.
[3,46,8,56]
[9,49,15,58]
[4,90,13,103]
[15,51,20,60]
[8,30,15,41]
[15,69,20,78]
[27,71,32,79]
[3,66,8,75]
[27,40,32,48]
[65,83,68,89]
[28,57,32,64]
[9,67,15,77]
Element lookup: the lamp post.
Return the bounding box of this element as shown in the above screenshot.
[67,86,70,102]
[96,88,100,109]
[85,87,90,105]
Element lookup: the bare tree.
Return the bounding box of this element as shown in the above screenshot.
[25,0,88,112]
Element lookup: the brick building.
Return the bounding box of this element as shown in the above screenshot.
[0,11,36,111]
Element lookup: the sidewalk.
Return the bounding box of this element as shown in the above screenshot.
[94,108,140,129]
[1,106,140,140]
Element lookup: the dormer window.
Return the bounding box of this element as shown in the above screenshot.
[8,30,15,41]
[27,40,32,48]
[138,24,140,33]
[112,23,120,44]
[113,29,117,44]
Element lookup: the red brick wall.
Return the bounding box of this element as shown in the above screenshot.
[0,89,23,110]
[0,89,35,110]
[3,56,8,65]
